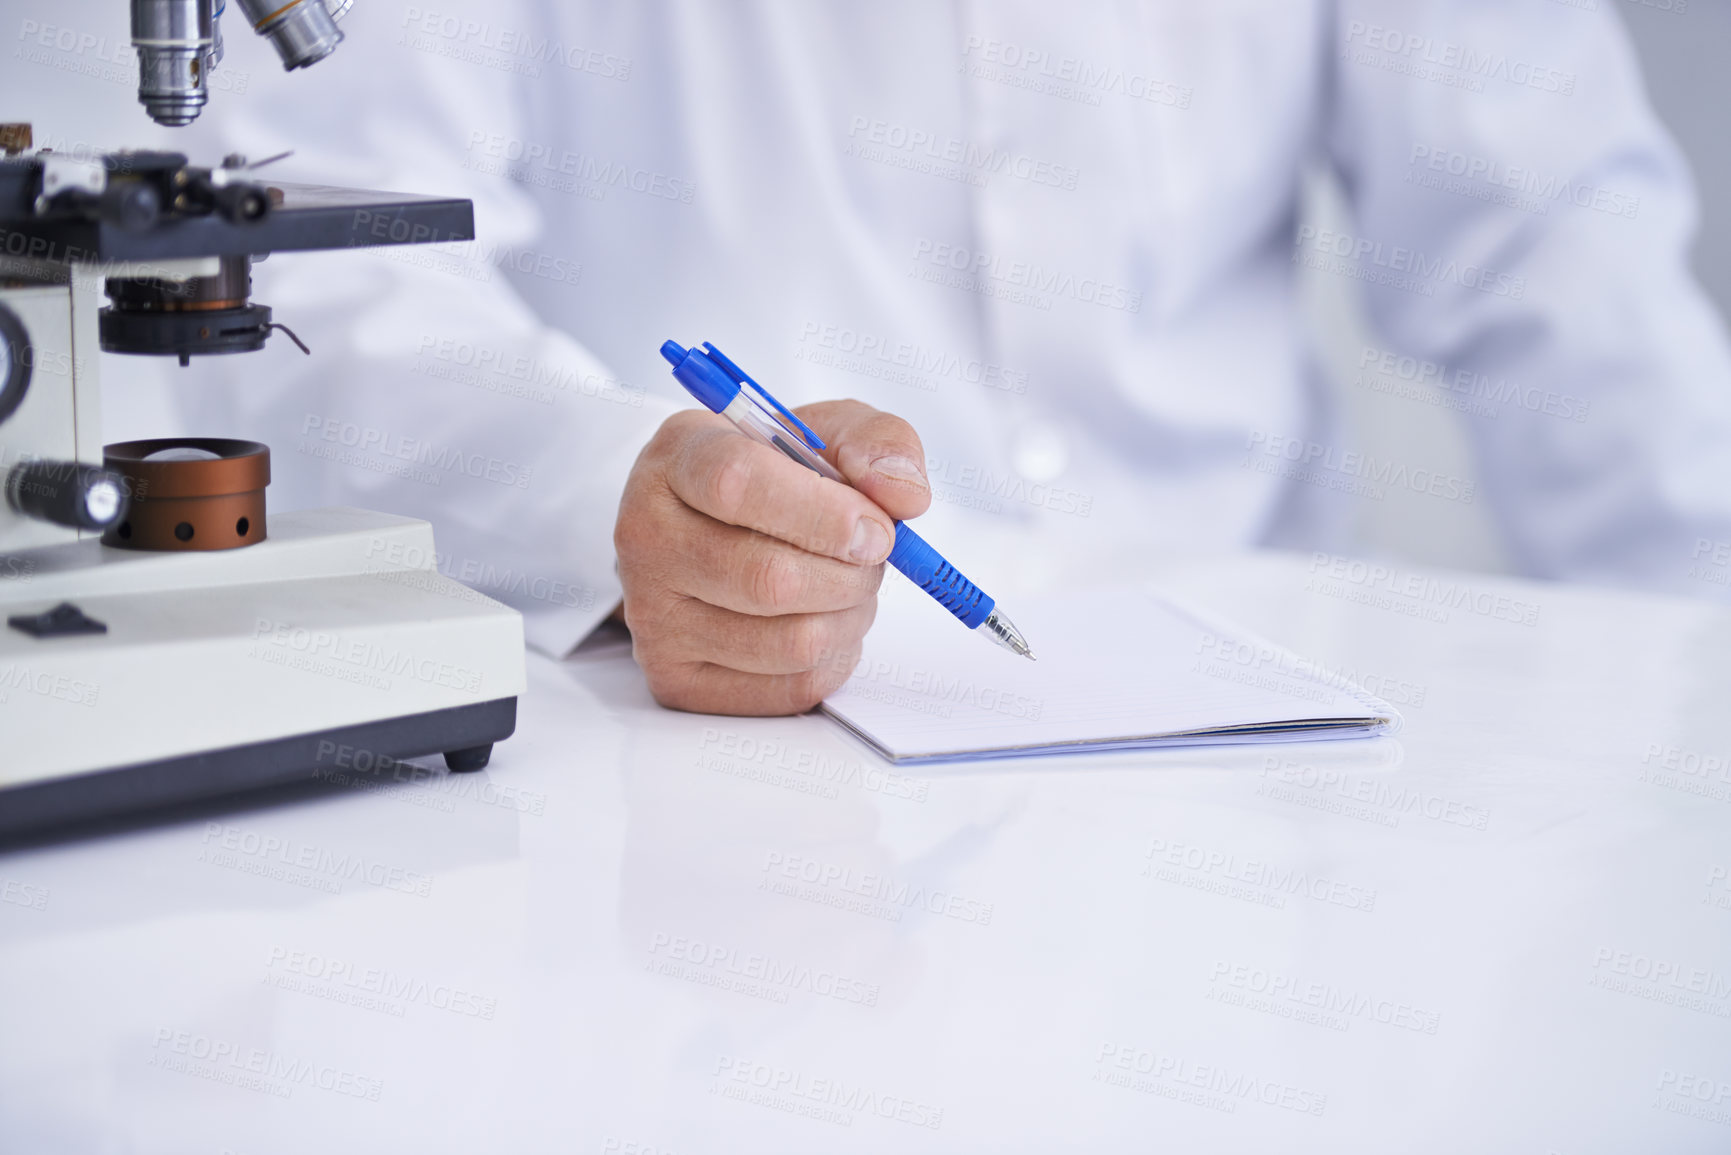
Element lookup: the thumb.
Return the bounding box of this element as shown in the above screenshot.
[793,399,932,522]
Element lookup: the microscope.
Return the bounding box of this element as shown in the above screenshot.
[0,1,525,837]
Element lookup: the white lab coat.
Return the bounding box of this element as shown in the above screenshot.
[161,0,1731,655]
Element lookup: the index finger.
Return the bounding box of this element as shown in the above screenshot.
[664,415,897,565]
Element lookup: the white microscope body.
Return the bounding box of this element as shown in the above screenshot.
[0,1,524,837]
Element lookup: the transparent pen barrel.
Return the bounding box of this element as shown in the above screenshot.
[717,393,993,628]
[720,393,845,482]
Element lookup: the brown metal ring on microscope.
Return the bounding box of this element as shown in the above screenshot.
[101,438,271,552]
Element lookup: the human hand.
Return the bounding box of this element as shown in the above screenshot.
[614,399,930,714]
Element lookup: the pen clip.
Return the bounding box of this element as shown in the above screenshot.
[702,342,827,452]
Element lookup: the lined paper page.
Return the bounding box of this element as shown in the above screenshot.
[822,585,1398,764]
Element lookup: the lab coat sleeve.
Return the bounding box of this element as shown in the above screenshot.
[1325,1,1731,597]
[174,0,682,656]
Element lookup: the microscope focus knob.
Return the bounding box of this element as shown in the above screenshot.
[4,461,130,532]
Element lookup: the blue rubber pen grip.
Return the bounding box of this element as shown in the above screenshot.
[887,522,996,629]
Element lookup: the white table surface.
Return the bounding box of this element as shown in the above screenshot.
[3,551,1729,1154]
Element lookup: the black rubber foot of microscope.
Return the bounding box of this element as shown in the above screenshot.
[443,744,494,773]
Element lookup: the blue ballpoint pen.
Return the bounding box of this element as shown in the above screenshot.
[659,340,1036,660]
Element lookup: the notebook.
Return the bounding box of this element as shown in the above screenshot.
[821,584,1401,764]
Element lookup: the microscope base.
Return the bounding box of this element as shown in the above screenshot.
[0,507,528,838]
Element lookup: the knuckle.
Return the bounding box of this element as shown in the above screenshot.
[787,687,825,713]
[789,663,849,712]
[614,471,674,562]
[642,659,702,713]
[781,614,830,671]
[645,677,688,712]
[796,502,848,558]
[749,549,808,613]
[621,596,666,651]
[792,606,870,681]
[615,519,674,588]
[841,560,885,600]
[836,399,878,426]
[814,654,855,698]
[704,448,755,521]
[813,637,860,684]
[655,408,708,446]
[613,504,649,561]
[641,415,694,472]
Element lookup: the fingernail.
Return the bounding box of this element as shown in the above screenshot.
[849,517,891,562]
[871,455,927,488]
